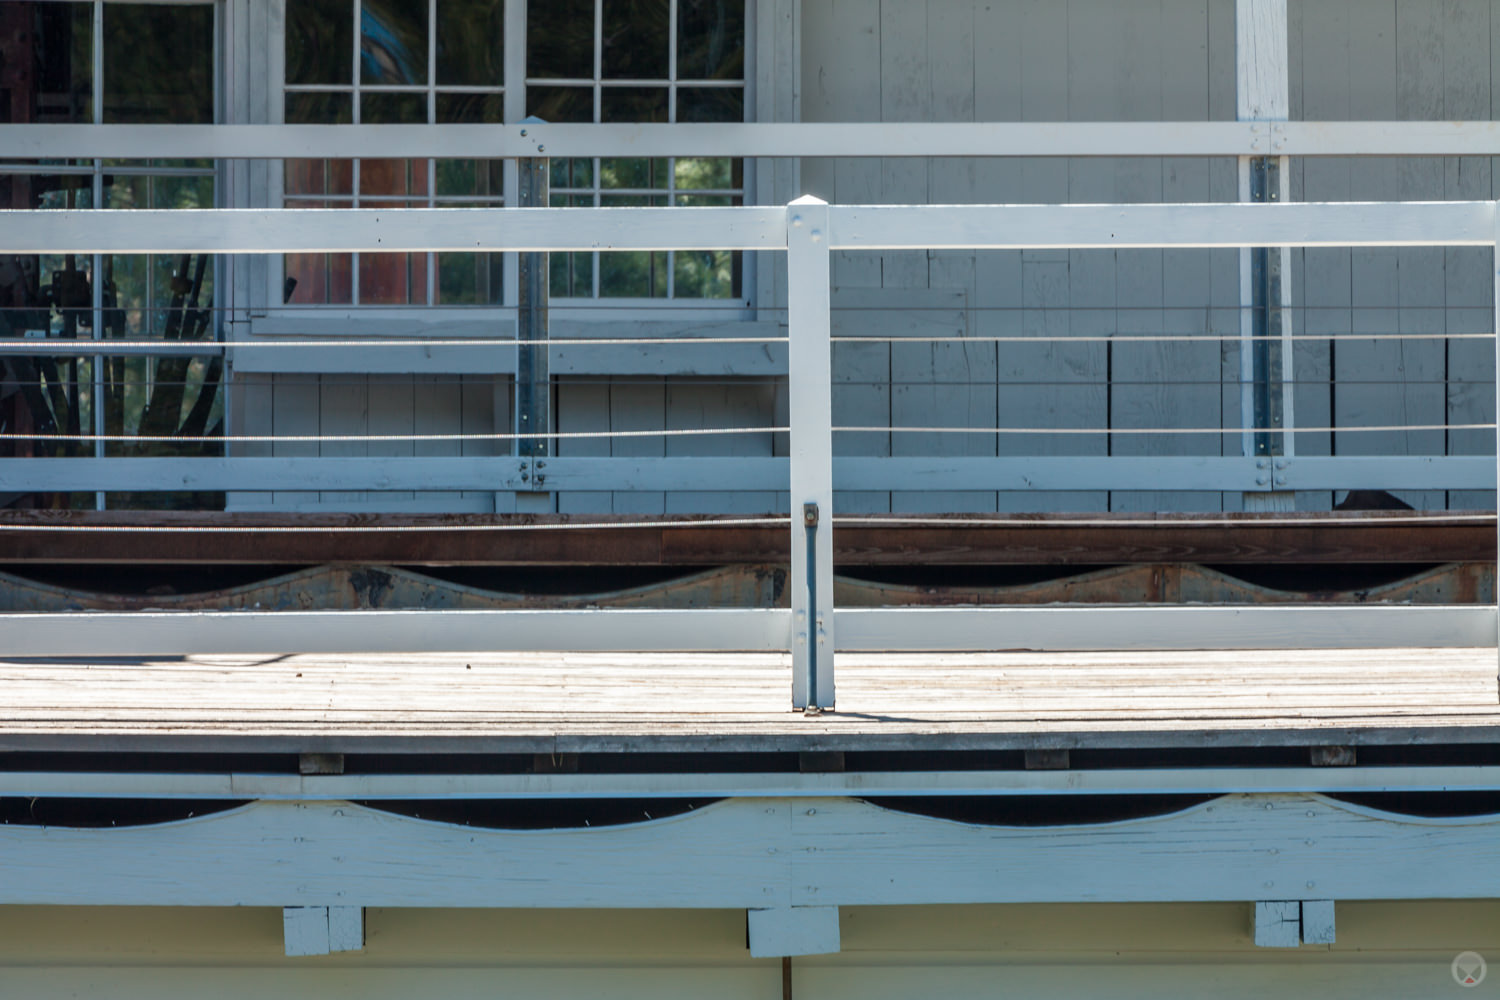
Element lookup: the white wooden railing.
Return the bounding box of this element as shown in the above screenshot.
[3,122,1499,708]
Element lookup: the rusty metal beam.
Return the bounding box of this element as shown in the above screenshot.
[0,510,1489,566]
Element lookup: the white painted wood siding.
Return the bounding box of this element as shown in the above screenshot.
[802,0,1241,514]
[1289,0,1498,512]
[230,374,504,512]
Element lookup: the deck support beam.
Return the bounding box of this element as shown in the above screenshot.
[0,797,1482,910]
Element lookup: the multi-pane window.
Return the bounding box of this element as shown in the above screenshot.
[531,0,746,299]
[0,1,221,484]
[278,0,747,307]
[282,0,506,306]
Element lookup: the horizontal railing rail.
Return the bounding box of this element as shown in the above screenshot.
[2,195,1497,709]
[3,201,1493,254]
[9,120,1500,159]
[3,457,1494,496]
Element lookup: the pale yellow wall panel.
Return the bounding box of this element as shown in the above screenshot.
[0,967,781,1000]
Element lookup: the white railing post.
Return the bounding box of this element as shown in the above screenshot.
[787,195,835,711]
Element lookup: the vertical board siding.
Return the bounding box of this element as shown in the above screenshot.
[802,0,1238,514]
[270,373,319,509]
[556,382,616,515]
[666,381,780,513]
[1447,0,1497,510]
[412,373,475,511]
[367,376,416,506]
[245,372,500,511]
[1289,0,1497,512]
[227,371,274,510]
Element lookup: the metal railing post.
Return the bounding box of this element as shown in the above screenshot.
[787,196,835,711]
[515,122,552,511]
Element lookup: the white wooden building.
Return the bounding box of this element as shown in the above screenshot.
[2,0,1500,996]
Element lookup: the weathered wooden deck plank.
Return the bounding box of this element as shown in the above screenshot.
[1,649,1495,752]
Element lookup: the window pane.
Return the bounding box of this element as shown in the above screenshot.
[437,0,503,86]
[360,250,427,304]
[549,250,593,298]
[37,254,95,336]
[599,251,668,298]
[361,91,426,123]
[436,159,503,197]
[677,0,744,80]
[550,158,593,189]
[600,87,667,123]
[361,0,428,85]
[601,158,668,191]
[103,4,215,124]
[1,173,92,212]
[527,0,594,79]
[286,225,354,306]
[103,174,215,212]
[674,157,737,191]
[437,252,503,303]
[285,159,355,197]
[286,93,353,196]
[361,160,429,197]
[600,195,667,298]
[673,248,737,299]
[436,92,503,123]
[286,92,353,124]
[2,3,93,124]
[602,0,669,80]
[287,0,354,85]
[528,86,592,123]
[677,86,743,123]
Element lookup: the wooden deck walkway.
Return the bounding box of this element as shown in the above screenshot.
[3,648,1496,752]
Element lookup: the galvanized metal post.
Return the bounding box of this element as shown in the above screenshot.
[787,196,835,711]
[1249,157,1285,461]
[1237,0,1294,509]
[515,131,551,510]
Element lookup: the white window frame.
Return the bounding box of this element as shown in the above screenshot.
[250,0,756,338]
[0,0,223,511]
[534,0,756,312]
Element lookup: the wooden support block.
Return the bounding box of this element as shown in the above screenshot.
[299,753,344,775]
[1309,745,1356,767]
[327,906,365,953]
[1300,900,1335,944]
[747,906,841,958]
[1253,900,1301,948]
[1024,749,1071,770]
[799,751,845,773]
[283,905,364,956]
[283,906,329,957]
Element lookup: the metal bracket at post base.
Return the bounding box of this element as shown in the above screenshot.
[800,502,824,715]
